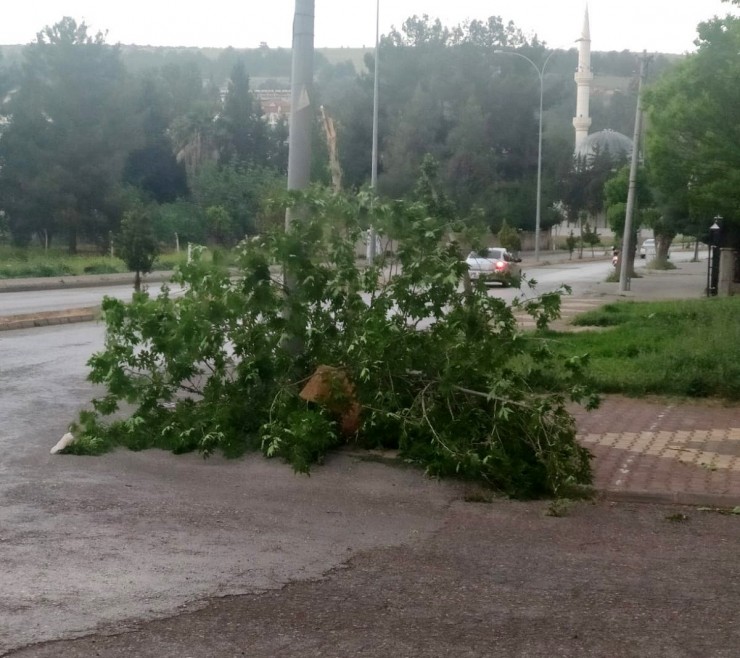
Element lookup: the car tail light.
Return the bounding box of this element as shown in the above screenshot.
[494,260,506,271]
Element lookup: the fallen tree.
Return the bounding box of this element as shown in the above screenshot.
[69,187,596,498]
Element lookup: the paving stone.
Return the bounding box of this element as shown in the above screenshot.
[575,396,740,505]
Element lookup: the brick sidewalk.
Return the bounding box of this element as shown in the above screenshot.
[572,396,740,506]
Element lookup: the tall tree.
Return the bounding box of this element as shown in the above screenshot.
[644,12,740,247]
[157,61,223,180]
[331,14,574,232]
[560,147,628,227]
[216,60,268,168]
[123,74,189,204]
[0,18,137,251]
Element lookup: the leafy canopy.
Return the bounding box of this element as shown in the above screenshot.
[644,12,740,245]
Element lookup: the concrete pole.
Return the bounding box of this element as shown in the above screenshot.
[535,72,544,261]
[282,1,315,356]
[285,0,315,229]
[618,52,649,293]
[367,0,380,263]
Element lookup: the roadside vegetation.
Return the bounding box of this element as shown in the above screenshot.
[0,245,188,279]
[547,297,740,400]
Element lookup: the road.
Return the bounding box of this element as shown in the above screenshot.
[0,281,183,316]
[0,251,699,317]
[0,258,613,317]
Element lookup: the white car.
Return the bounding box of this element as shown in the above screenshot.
[639,238,655,259]
[640,238,669,259]
[465,248,522,287]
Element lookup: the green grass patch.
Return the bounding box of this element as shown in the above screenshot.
[153,252,189,271]
[0,246,125,279]
[549,297,740,399]
[0,246,194,279]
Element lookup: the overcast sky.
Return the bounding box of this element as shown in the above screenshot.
[1,1,736,54]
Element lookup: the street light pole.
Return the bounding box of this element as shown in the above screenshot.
[367,0,380,263]
[707,217,721,297]
[285,0,315,230]
[494,49,556,262]
[535,66,544,262]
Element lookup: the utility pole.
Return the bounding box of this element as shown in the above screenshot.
[618,51,650,293]
[367,0,380,263]
[282,1,315,356]
[285,0,315,229]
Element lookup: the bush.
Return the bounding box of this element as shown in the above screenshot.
[70,187,596,498]
[116,206,160,291]
[83,262,122,275]
[497,220,521,253]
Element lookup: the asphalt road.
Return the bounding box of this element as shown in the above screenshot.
[0,250,700,318]
[0,319,459,654]
[0,281,183,317]
[0,258,619,317]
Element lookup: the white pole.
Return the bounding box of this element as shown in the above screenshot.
[535,72,544,261]
[368,0,380,263]
[285,0,315,230]
[618,53,649,293]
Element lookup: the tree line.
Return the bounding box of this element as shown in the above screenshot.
[0,18,289,253]
[0,9,737,255]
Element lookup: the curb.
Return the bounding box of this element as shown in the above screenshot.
[597,489,740,508]
[0,307,100,332]
[343,449,740,508]
[0,272,176,331]
[0,271,174,294]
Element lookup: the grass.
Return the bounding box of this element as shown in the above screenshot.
[645,259,677,271]
[547,297,740,400]
[0,246,190,279]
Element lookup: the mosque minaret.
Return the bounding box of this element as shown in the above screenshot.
[573,6,594,152]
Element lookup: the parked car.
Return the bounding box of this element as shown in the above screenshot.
[639,238,655,259]
[465,248,522,287]
[639,238,669,260]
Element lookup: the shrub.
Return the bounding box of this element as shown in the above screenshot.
[497,220,521,253]
[116,206,160,291]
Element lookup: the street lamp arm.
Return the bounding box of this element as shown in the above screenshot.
[493,49,557,80]
[494,49,541,79]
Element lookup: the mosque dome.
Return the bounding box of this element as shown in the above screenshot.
[576,129,633,160]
